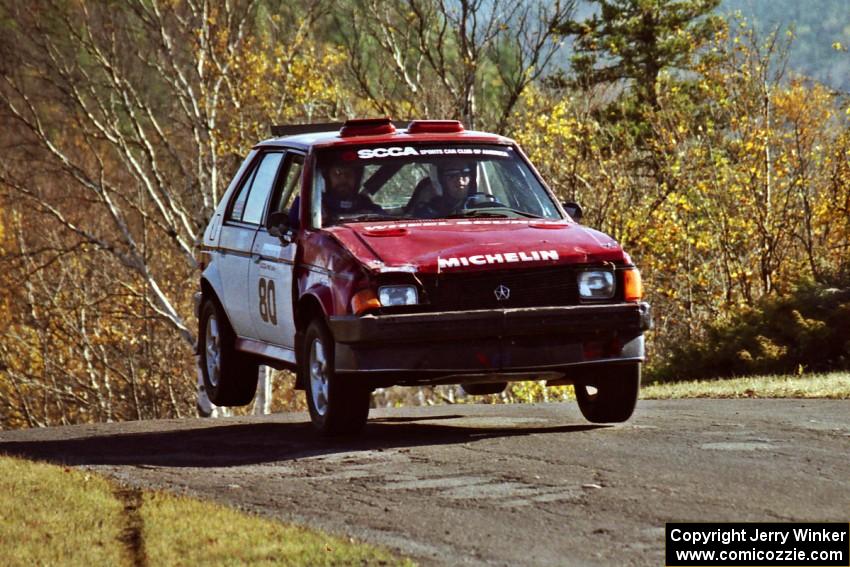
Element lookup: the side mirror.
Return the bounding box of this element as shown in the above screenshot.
[563,201,583,222]
[267,211,292,243]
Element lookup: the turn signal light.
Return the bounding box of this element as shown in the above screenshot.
[623,268,643,302]
[351,289,381,314]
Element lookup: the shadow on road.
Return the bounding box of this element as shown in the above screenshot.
[0,414,606,468]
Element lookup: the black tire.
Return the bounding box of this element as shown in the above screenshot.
[301,319,370,436]
[199,298,258,406]
[575,363,640,423]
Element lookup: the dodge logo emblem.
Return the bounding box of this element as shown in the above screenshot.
[494,284,510,301]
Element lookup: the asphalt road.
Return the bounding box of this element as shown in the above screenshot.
[1,399,849,566]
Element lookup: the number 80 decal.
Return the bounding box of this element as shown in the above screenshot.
[258,277,277,325]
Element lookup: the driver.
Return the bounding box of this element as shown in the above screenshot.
[322,162,383,222]
[411,161,473,218]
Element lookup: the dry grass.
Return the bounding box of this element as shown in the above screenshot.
[641,371,850,399]
[141,490,411,566]
[0,456,125,566]
[0,455,412,566]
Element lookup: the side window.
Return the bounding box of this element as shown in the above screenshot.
[228,165,258,222]
[242,152,284,225]
[269,153,305,216]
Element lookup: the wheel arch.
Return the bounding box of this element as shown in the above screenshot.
[294,293,328,389]
[200,277,219,306]
[200,277,229,317]
[296,293,327,330]
[198,260,228,323]
[197,277,232,352]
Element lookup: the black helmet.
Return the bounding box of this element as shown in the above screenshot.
[439,161,473,179]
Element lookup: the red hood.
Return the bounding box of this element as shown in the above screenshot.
[325,219,625,274]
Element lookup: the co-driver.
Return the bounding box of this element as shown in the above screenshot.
[410,162,473,218]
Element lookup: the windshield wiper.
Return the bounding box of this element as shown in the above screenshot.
[446,210,510,218]
[495,208,544,219]
[338,213,394,223]
[447,208,543,219]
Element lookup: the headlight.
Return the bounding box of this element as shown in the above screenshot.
[378,285,419,306]
[578,270,615,299]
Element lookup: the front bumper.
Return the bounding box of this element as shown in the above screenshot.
[328,302,651,382]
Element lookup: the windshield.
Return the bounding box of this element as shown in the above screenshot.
[311,143,562,227]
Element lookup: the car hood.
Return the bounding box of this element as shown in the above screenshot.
[324,219,627,274]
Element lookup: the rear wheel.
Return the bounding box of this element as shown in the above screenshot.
[575,363,640,423]
[199,299,258,406]
[302,319,370,436]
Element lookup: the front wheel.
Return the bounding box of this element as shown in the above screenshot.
[302,319,370,436]
[575,363,640,423]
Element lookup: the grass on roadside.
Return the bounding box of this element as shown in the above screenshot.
[641,371,850,399]
[0,455,412,567]
[455,370,850,404]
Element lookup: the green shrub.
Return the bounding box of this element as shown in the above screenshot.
[649,281,850,382]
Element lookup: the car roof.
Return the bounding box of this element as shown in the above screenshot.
[254,127,515,152]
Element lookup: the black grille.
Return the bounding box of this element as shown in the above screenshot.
[421,266,579,311]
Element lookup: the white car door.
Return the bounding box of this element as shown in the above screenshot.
[248,152,304,352]
[218,151,284,338]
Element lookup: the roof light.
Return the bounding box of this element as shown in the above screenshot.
[339,118,396,137]
[406,120,465,134]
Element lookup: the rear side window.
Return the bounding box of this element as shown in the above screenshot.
[227,152,284,224]
[228,166,258,221]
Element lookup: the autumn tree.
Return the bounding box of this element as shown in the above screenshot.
[0,0,347,426]
[1,1,848,421]
[514,15,850,369]
[559,0,722,114]
[334,0,575,131]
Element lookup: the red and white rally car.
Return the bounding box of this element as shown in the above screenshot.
[197,118,651,435]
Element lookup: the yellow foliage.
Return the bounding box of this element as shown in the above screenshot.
[505,381,573,404]
[790,310,826,333]
[755,335,788,361]
[508,19,850,368]
[207,31,349,158]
